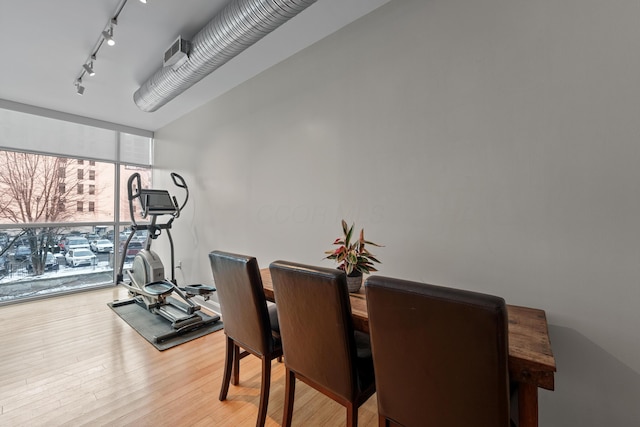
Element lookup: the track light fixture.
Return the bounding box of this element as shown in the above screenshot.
[82,58,95,77]
[102,25,115,46]
[73,0,144,96]
[75,79,85,96]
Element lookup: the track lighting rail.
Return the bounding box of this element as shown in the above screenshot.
[74,0,146,95]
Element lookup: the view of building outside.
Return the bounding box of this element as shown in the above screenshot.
[0,107,152,304]
[0,152,116,224]
[120,164,152,222]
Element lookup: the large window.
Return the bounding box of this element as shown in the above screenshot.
[0,107,152,304]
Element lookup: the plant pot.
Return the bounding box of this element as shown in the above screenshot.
[346,271,363,293]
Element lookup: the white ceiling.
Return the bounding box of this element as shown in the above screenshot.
[0,0,390,134]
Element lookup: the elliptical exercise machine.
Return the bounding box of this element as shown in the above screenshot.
[114,172,219,342]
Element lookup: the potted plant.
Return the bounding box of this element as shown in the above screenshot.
[324,219,382,292]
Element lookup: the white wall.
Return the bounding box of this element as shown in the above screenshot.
[154,0,640,424]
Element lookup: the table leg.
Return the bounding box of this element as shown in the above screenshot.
[518,382,538,427]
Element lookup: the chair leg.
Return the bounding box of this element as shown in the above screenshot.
[346,402,358,427]
[282,368,296,427]
[378,414,389,427]
[219,335,234,401]
[256,357,272,427]
[231,342,240,385]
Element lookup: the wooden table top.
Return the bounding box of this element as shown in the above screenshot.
[260,269,556,391]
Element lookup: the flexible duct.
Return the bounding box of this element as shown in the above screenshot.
[133,0,317,112]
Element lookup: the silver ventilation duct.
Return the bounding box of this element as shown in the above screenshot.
[134,0,318,112]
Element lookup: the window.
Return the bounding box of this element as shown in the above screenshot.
[0,106,153,304]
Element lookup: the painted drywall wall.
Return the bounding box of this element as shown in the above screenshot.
[154,0,640,424]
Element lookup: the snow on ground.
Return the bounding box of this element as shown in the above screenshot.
[0,258,131,302]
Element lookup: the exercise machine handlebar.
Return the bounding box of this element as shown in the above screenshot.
[171,172,189,213]
[117,172,189,283]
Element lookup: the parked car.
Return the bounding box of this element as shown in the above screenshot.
[119,240,143,261]
[131,235,148,245]
[14,245,32,261]
[90,239,114,253]
[63,237,90,253]
[85,234,100,242]
[65,248,97,267]
[108,231,131,243]
[0,232,8,248]
[27,252,59,272]
[104,230,123,242]
[57,237,66,252]
[14,236,31,248]
[0,254,7,274]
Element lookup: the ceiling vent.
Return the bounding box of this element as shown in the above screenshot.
[163,36,190,70]
[133,0,318,113]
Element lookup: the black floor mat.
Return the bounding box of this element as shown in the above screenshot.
[108,299,223,351]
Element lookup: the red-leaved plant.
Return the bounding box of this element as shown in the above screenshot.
[324,219,382,275]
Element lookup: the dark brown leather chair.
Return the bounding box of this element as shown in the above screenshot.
[269,261,376,427]
[209,250,282,427]
[365,275,511,427]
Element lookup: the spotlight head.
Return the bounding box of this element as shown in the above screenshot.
[83,62,95,76]
[102,27,115,46]
[75,80,85,96]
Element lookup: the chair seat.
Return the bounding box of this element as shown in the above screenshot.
[354,331,372,359]
[354,331,375,392]
[267,301,280,333]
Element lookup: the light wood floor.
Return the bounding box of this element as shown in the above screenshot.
[0,287,378,426]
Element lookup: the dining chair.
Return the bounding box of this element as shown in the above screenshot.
[208,250,282,427]
[269,261,376,427]
[365,275,511,427]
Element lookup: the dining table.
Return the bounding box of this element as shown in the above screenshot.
[260,268,556,427]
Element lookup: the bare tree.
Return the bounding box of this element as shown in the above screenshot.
[0,151,85,275]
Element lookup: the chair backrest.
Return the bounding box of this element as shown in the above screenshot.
[209,250,274,356]
[365,275,510,427]
[269,261,359,402]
